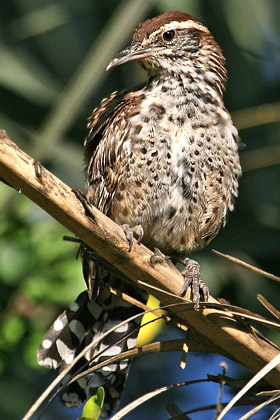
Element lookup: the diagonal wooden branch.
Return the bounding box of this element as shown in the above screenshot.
[0,129,280,389]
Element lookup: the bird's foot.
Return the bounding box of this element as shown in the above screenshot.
[150,248,170,266]
[180,258,209,308]
[121,224,144,252]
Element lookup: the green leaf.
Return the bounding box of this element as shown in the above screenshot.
[78,388,105,420]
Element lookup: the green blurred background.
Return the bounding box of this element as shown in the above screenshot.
[0,0,279,419]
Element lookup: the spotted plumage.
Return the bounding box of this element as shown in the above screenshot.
[38,11,241,417]
[86,11,240,254]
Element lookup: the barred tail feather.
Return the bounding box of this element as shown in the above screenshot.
[37,291,91,369]
[38,288,142,418]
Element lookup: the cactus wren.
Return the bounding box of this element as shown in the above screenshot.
[38,11,241,417]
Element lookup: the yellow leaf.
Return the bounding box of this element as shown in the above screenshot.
[136,295,165,347]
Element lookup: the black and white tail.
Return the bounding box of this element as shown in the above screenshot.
[37,277,143,418]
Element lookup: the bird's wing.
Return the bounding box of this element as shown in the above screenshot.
[84,89,128,163]
[84,87,145,214]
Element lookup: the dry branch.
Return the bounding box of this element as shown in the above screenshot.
[0,129,280,389]
[213,249,280,283]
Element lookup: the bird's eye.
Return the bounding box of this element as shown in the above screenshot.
[162,30,175,42]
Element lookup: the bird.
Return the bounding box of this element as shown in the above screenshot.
[38,11,241,418]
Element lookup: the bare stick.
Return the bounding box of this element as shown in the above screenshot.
[212,249,280,282]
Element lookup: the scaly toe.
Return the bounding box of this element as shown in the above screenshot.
[180,258,209,308]
[134,225,144,245]
[150,248,166,265]
[121,224,144,252]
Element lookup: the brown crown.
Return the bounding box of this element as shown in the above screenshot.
[133,11,201,43]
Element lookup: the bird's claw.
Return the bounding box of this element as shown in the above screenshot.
[150,248,169,266]
[121,224,144,251]
[180,258,209,308]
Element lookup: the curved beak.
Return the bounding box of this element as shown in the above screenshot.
[107,44,162,71]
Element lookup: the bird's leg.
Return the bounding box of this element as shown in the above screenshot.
[180,258,209,308]
[121,224,144,252]
[150,248,170,266]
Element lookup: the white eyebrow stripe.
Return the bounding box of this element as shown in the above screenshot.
[141,20,208,45]
[161,20,208,32]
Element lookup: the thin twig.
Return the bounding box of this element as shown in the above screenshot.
[138,279,188,300]
[108,285,174,325]
[212,249,280,282]
[165,398,272,420]
[214,363,228,419]
[257,294,280,320]
[239,393,280,420]
[166,401,191,420]
[67,339,187,386]
[270,406,280,420]
[110,379,210,420]
[216,354,280,420]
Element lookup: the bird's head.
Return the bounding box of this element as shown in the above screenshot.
[107,11,226,92]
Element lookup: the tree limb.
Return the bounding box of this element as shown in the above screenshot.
[0,129,280,389]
